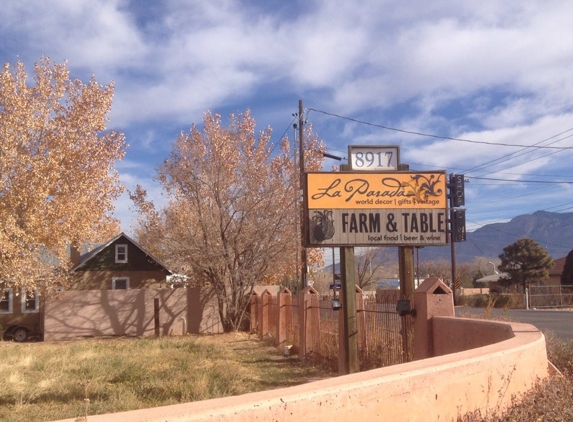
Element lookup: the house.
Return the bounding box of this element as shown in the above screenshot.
[1,232,175,342]
[475,273,510,293]
[69,232,172,290]
[548,256,566,286]
[42,232,224,340]
[477,256,565,293]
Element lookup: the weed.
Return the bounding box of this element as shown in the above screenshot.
[457,317,573,421]
[0,333,336,422]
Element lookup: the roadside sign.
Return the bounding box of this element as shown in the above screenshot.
[304,171,448,247]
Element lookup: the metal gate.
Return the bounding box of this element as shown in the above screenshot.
[528,285,573,309]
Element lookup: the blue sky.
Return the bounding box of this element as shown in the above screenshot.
[2,0,573,237]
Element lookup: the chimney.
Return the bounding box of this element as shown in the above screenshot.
[69,243,81,267]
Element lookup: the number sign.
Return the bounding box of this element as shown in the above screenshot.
[348,145,399,171]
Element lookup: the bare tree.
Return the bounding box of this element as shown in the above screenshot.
[418,259,452,284]
[131,110,325,331]
[355,247,397,290]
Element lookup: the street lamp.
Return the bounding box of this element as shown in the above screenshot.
[488,261,498,275]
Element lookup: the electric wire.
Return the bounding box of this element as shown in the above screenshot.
[304,105,573,253]
[306,107,573,184]
[307,107,573,150]
[463,130,573,174]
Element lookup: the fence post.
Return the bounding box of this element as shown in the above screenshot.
[250,292,259,333]
[338,284,364,374]
[355,286,366,352]
[259,290,271,341]
[154,298,160,338]
[277,287,291,349]
[298,286,319,360]
[413,277,454,360]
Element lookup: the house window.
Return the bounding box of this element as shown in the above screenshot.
[115,244,128,263]
[112,277,130,290]
[21,289,39,313]
[0,289,13,314]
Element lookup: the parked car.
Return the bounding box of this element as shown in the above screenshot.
[2,324,42,342]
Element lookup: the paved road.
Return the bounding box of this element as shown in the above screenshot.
[455,307,573,340]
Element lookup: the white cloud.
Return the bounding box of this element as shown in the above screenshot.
[1,0,146,76]
[3,0,573,231]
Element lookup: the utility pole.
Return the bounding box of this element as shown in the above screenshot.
[298,99,308,288]
[397,163,415,362]
[397,163,415,303]
[293,123,300,289]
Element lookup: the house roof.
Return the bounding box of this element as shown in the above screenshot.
[549,256,566,276]
[71,232,172,274]
[475,273,509,283]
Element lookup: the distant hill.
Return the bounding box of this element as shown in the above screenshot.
[418,210,573,262]
[323,211,573,273]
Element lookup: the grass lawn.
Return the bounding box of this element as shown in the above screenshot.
[2,322,572,422]
[0,333,336,422]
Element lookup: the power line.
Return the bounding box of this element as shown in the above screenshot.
[272,115,298,154]
[307,107,573,150]
[463,131,573,174]
[469,176,573,184]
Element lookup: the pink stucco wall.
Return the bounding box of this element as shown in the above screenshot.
[43,288,222,340]
[51,317,549,422]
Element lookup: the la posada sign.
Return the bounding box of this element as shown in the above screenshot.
[304,171,449,247]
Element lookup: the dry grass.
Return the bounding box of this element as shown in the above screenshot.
[0,333,335,422]
[457,306,573,422]
[2,312,571,422]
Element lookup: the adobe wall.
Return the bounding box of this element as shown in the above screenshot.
[69,269,168,289]
[52,317,549,422]
[432,316,515,356]
[43,288,222,341]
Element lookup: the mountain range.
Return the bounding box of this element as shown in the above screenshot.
[418,210,573,263]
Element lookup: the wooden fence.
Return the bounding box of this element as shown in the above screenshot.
[250,286,412,370]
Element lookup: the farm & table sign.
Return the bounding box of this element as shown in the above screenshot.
[304,171,449,247]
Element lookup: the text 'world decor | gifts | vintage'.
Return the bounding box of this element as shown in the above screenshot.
[304,171,449,247]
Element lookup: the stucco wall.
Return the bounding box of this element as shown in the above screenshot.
[43,288,222,341]
[433,316,515,356]
[70,269,169,290]
[52,317,549,422]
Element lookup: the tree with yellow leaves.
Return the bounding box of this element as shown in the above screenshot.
[131,110,324,332]
[0,58,126,291]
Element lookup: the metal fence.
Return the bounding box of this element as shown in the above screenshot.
[529,285,573,309]
[261,292,410,371]
[361,300,413,368]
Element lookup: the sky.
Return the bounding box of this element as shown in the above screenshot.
[2,0,573,245]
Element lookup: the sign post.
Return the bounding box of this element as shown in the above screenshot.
[302,143,461,372]
[339,246,359,374]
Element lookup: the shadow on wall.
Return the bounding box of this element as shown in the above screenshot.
[43,287,223,341]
